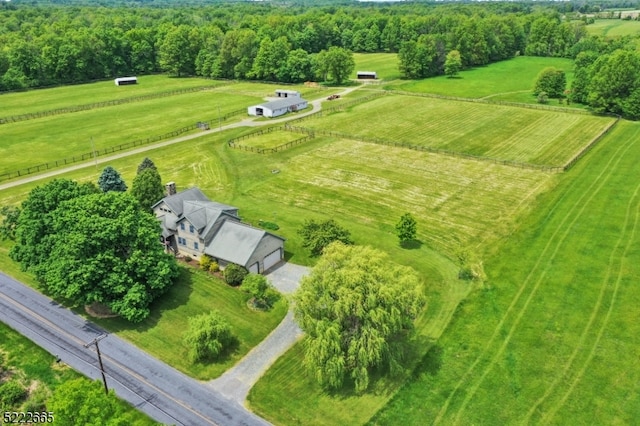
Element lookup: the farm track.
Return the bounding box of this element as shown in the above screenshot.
[432,132,638,425]
[525,174,640,423]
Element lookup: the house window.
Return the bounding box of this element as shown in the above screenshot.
[194,242,199,250]
[178,237,186,246]
[180,223,185,231]
[189,225,195,233]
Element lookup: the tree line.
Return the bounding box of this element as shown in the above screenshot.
[0,2,591,90]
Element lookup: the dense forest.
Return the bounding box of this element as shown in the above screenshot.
[0,1,639,117]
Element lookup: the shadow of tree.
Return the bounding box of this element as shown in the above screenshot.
[400,239,423,250]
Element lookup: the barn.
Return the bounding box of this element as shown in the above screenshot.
[275,89,301,98]
[114,76,138,86]
[356,71,377,80]
[248,97,308,118]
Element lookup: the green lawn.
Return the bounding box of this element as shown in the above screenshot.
[0,91,260,175]
[298,94,614,167]
[0,75,223,118]
[387,56,575,101]
[0,322,157,425]
[232,129,304,149]
[92,266,288,380]
[371,120,640,425]
[353,53,401,81]
[586,18,640,37]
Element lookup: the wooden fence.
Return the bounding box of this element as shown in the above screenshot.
[0,124,198,183]
[227,125,316,154]
[562,115,621,171]
[285,125,564,173]
[388,90,619,117]
[0,83,232,125]
[285,91,386,125]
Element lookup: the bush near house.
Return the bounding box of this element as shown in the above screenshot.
[224,263,248,286]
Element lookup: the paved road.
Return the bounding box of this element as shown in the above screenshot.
[209,263,309,403]
[0,272,270,426]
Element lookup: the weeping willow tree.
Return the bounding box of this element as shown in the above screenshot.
[294,242,425,393]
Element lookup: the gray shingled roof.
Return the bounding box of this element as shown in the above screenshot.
[204,221,270,266]
[153,187,210,216]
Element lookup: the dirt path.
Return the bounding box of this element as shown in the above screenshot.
[0,86,361,192]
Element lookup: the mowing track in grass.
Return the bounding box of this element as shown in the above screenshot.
[435,124,638,424]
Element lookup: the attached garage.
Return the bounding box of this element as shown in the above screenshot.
[263,248,282,272]
[249,262,259,274]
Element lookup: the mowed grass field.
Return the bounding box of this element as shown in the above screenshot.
[586,18,640,37]
[234,137,554,257]
[297,94,614,167]
[352,53,401,81]
[233,129,304,149]
[0,74,222,117]
[388,56,575,102]
[372,121,640,425]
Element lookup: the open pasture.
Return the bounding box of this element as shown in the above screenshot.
[372,121,640,425]
[586,18,640,37]
[388,56,575,101]
[231,129,306,149]
[239,137,553,257]
[352,53,401,81]
[0,90,261,175]
[0,74,224,118]
[298,94,615,167]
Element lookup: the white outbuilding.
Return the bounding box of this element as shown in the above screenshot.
[248,97,308,118]
[114,76,138,86]
[275,89,301,98]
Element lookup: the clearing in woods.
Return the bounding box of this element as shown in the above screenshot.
[295,94,616,167]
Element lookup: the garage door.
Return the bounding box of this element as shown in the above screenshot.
[249,262,259,274]
[263,248,282,272]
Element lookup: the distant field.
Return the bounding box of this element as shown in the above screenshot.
[388,56,575,101]
[586,18,640,37]
[352,53,401,81]
[0,75,223,117]
[0,90,261,175]
[298,94,615,167]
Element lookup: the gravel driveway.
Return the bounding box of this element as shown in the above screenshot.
[208,262,309,404]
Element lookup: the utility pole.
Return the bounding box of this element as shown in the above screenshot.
[84,334,109,395]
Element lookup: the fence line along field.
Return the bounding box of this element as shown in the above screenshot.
[0,75,228,118]
[298,94,616,167]
[0,91,261,175]
[241,137,554,257]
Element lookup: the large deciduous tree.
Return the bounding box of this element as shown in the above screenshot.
[294,242,425,392]
[316,46,354,84]
[533,67,566,98]
[586,49,640,118]
[298,219,353,257]
[10,179,98,275]
[98,166,127,193]
[12,185,178,322]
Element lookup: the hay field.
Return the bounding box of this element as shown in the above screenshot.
[298,94,615,167]
[243,137,553,256]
